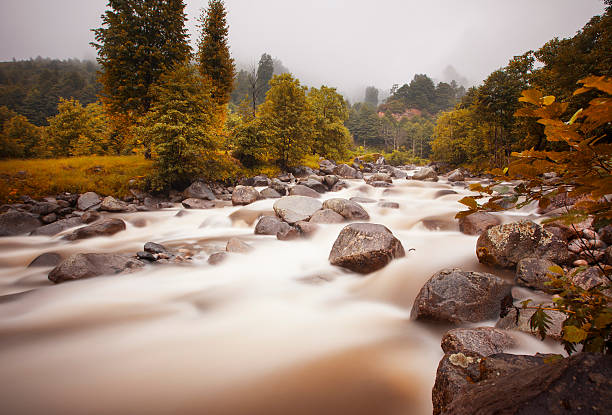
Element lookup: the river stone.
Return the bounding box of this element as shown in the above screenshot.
[229,207,275,226]
[447,169,465,182]
[28,252,62,267]
[458,212,501,236]
[81,211,101,224]
[77,192,101,211]
[144,242,169,255]
[269,179,289,196]
[239,175,269,187]
[496,306,564,340]
[328,223,405,274]
[0,211,42,236]
[366,173,392,184]
[322,198,369,220]
[515,257,560,293]
[137,251,156,261]
[333,163,360,179]
[295,220,318,237]
[30,217,83,236]
[442,353,612,415]
[349,197,376,204]
[207,252,227,265]
[434,189,458,198]
[441,327,515,356]
[412,167,438,181]
[289,184,321,198]
[319,159,336,175]
[63,218,126,241]
[260,187,282,199]
[309,209,345,224]
[184,181,215,200]
[379,201,399,209]
[231,186,261,206]
[254,215,291,235]
[273,196,323,224]
[301,178,327,193]
[48,253,144,283]
[30,201,60,215]
[100,196,129,212]
[226,238,253,253]
[182,198,215,209]
[476,220,569,268]
[411,268,513,324]
[323,175,339,188]
[277,226,300,241]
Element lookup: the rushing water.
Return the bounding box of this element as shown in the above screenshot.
[0,176,564,414]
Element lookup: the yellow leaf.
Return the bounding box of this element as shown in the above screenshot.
[458,196,478,210]
[563,326,587,343]
[547,265,563,275]
[542,96,555,106]
[519,89,543,105]
[568,108,583,125]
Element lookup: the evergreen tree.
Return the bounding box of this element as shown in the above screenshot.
[255,53,274,105]
[197,0,235,107]
[364,86,379,107]
[92,0,191,118]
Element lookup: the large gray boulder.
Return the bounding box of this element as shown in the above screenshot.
[100,196,129,212]
[28,252,62,268]
[458,212,501,236]
[496,306,564,340]
[0,211,41,236]
[301,178,327,193]
[184,181,216,200]
[273,196,322,224]
[515,257,559,293]
[289,185,321,198]
[411,269,513,324]
[309,209,345,224]
[30,217,83,236]
[260,187,282,199]
[182,198,215,209]
[63,218,126,241]
[412,167,438,181]
[333,163,361,179]
[254,216,291,235]
[77,192,101,211]
[441,327,515,356]
[477,220,569,268]
[322,198,369,220]
[447,169,465,182]
[329,223,405,274]
[48,253,144,283]
[232,186,262,206]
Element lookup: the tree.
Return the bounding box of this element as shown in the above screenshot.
[364,86,379,107]
[92,0,191,120]
[308,86,352,160]
[197,0,235,108]
[1,115,41,158]
[138,64,221,190]
[258,74,313,169]
[255,53,274,105]
[346,103,382,148]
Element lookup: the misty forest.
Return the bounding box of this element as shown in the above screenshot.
[0,0,611,414]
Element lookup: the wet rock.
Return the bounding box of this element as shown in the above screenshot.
[318,159,336,175]
[208,252,228,265]
[442,353,612,415]
[239,175,270,187]
[100,196,129,212]
[63,218,126,241]
[387,166,408,179]
[295,220,318,237]
[276,172,294,183]
[254,215,291,235]
[137,251,156,261]
[543,222,576,242]
[322,198,369,221]
[476,220,569,269]
[41,213,58,224]
[269,178,289,196]
[378,201,399,209]
[496,306,564,340]
[28,252,62,267]
[323,175,339,188]
[349,197,376,204]
[232,186,262,206]
[515,257,560,293]
[77,192,101,211]
[606,246,612,265]
[411,268,513,324]
[365,173,392,185]
[309,209,345,224]
[412,167,438,181]
[301,178,327,193]
[144,242,169,255]
[182,198,215,209]
[226,238,253,253]
[441,327,515,356]
[30,201,60,215]
[329,223,405,274]
[367,181,392,188]
[572,266,608,291]
[30,217,83,236]
[289,184,321,198]
[331,181,349,191]
[0,211,41,236]
[458,212,501,236]
[273,196,322,224]
[333,163,360,179]
[184,181,216,200]
[260,187,282,199]
[599,225,612,245]
[421,214,458,231]
[48,253,144,283]
[447,169,465,182]
[81,211,101,224]
[229,207,275,226]
[277,226,300,241]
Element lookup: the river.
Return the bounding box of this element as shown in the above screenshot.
[0,174,564,414]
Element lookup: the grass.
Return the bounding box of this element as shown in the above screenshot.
[0,155,152,203]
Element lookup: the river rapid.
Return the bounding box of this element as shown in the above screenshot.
[0,175,564,414]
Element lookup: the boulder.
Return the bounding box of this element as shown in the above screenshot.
[301,178,328,193]
[441,353,612,415]
[412,167,438,181]
[226,238,253,253]
[182,198,215,209]
[100,196,129,212]
[411,268,513,324]
[231,186,262,206]
[254,216,291,235]
[318,159,336,175]
[322,198,369,220]
[137,251,156,261]
[77,192,101,211]
[81,211,101,224]
[295,220,318,237]
[41,213,58,224]
[515,257,560,293]
[273,196,322,224]
[434,189,458,198]
[378,201,399,209]
[28,252,62,267]
[441,327,515,356]
[144,242,169,255]
[30,201,60,215]
[269,178,289,196]
[599,224,612,245]
[30,217,83,236]
[323,175,339,188]
[476,220,569,268]
[328,223,405,274]
[207,252,227,265]
[0,211,41,236]
[571,266,609,291]
[309,209,345,224]
[276,172,294,183]
[447,169,465,182]
[63,218,126,241]
[365,173,392,184]
[388,167,408,179]
[289,184,321,198]
[458,212,501,236]
[48,253,144,283]
[277,227,300,241]
[333,163,360,178]
[260,187,282,199]
[496,306,564,340]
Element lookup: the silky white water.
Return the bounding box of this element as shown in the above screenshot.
[0,177,563,414]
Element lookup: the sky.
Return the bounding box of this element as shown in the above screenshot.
[0,0,606,101]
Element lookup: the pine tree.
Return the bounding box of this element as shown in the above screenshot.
[197,0,235,107]
[92,0,191,119]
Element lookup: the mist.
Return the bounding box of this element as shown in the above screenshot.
[0,0,606,101]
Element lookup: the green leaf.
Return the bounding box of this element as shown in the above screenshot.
[563,325,588,343]
[530,308,552,340]
[520,299,533,308]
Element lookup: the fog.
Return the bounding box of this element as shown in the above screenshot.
[0,0,606,100]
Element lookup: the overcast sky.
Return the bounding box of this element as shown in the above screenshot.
[0,0,606,100]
